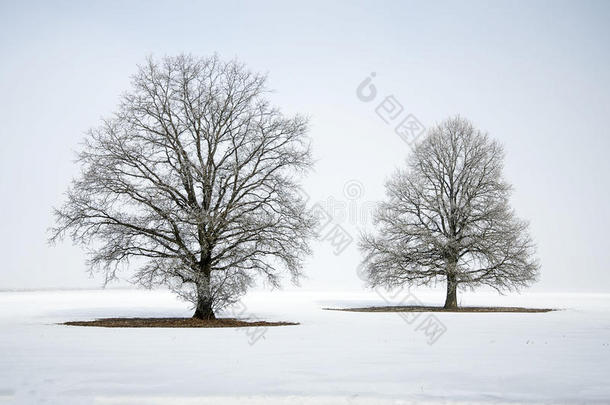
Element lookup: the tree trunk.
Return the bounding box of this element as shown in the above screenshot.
[444,273,458,309]
[193,295,215,320]
[192,268,215,320]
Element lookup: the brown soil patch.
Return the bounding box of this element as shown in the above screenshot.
[324,306,556,313]
[63,317,299,328]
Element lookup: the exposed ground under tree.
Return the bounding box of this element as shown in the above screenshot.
[324,306,555,313]
[63,318,299,328]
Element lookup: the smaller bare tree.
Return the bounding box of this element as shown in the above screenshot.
[360,116,540,309]
[50,55,316,319]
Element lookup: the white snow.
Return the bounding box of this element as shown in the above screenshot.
[0,289,609,404]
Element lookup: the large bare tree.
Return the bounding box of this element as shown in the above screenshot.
[360,116,539,309]
[51,55,316,319]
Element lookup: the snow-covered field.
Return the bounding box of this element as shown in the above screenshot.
[0,289,609,405]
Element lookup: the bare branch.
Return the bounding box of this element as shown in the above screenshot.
[360,116,539,308]
[50,54,316,318]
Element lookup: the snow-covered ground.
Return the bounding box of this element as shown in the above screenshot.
[0,289,609,404]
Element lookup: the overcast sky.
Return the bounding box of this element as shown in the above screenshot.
[1,0,609,294]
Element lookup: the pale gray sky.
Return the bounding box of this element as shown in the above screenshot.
[1,0,609,292]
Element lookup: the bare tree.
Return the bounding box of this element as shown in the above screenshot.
[360,116,539,309]
[51,55,316,319]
